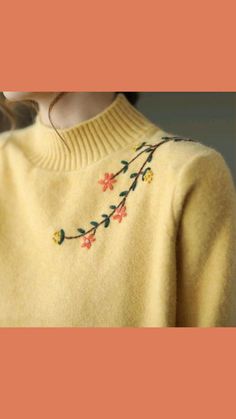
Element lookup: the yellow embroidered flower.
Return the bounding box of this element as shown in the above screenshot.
[143,169,154,183]
[52,229,65,245]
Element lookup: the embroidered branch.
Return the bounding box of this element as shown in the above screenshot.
[52,136,196,249]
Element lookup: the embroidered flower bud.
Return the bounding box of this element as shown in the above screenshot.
[143,169,154,183]
[98,173,117,191]
[81,233,96,249]
[52,229,65,245]
[112,205,127,223]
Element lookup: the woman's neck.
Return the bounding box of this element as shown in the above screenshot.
[34,92,116,129]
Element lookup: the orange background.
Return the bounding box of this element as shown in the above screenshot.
[0,329,235,418]
[0,0,235,90]
[0,0,236,417]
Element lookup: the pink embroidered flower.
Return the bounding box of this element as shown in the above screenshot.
[112,205,127,223]
[98,173,117,191]
[81,233,96,249]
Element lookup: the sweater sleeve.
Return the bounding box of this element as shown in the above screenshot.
[173,147,236,327]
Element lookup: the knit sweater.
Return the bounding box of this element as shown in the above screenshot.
[0,93,236,327]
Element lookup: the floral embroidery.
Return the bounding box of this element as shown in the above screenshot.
[98,172,117,191]
[143,168,154,183]
[53,135,197,249]
[112,205,127,223]
[52,229,65,245]
[81,233,96,249]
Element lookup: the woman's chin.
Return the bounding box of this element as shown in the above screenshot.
[2,92,34,101]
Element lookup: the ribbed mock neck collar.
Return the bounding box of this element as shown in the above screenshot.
[25,93,159,171]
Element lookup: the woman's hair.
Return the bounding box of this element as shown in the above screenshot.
[0,92,140,135]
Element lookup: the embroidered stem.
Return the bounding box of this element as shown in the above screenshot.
[109,144,153,178]
[53,136,197,247]
[64,139,169,241]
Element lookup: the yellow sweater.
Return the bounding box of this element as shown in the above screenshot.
[0,93,236,327]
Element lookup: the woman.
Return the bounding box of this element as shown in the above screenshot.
[0,91,235,327]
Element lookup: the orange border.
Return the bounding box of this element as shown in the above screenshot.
[0,0,236,90]
[0,329,235,418]
[1,0,236,417]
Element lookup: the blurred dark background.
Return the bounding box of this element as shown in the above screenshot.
[137,93,236,186]
[1,92,235,185]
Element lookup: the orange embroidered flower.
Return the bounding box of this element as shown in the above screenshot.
[81,233,96,249]
[98,173,117,191]
[112,205,127,223]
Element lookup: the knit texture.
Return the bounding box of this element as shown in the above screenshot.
[0,93,236,327]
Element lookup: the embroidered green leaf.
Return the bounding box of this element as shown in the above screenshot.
[109,205,116,209]
[77,228,86,234]
[104,218,110,228]
[147,154,153,162]
[90,221,99,227]
[135,142,147,151]
[101,214,109,218]
[130,172,138,178]
[145,148,153,152]
[143,167,151,174]
[121,160,129,174]
[119,190,128,197]
[131,180,138,191]
[60,229,65,244]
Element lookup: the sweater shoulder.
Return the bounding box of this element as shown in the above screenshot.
[0,129,12,148]
[0,126,30,150]
[146,128,231,178]
[145,130,236,235]
[0,125,33,164]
